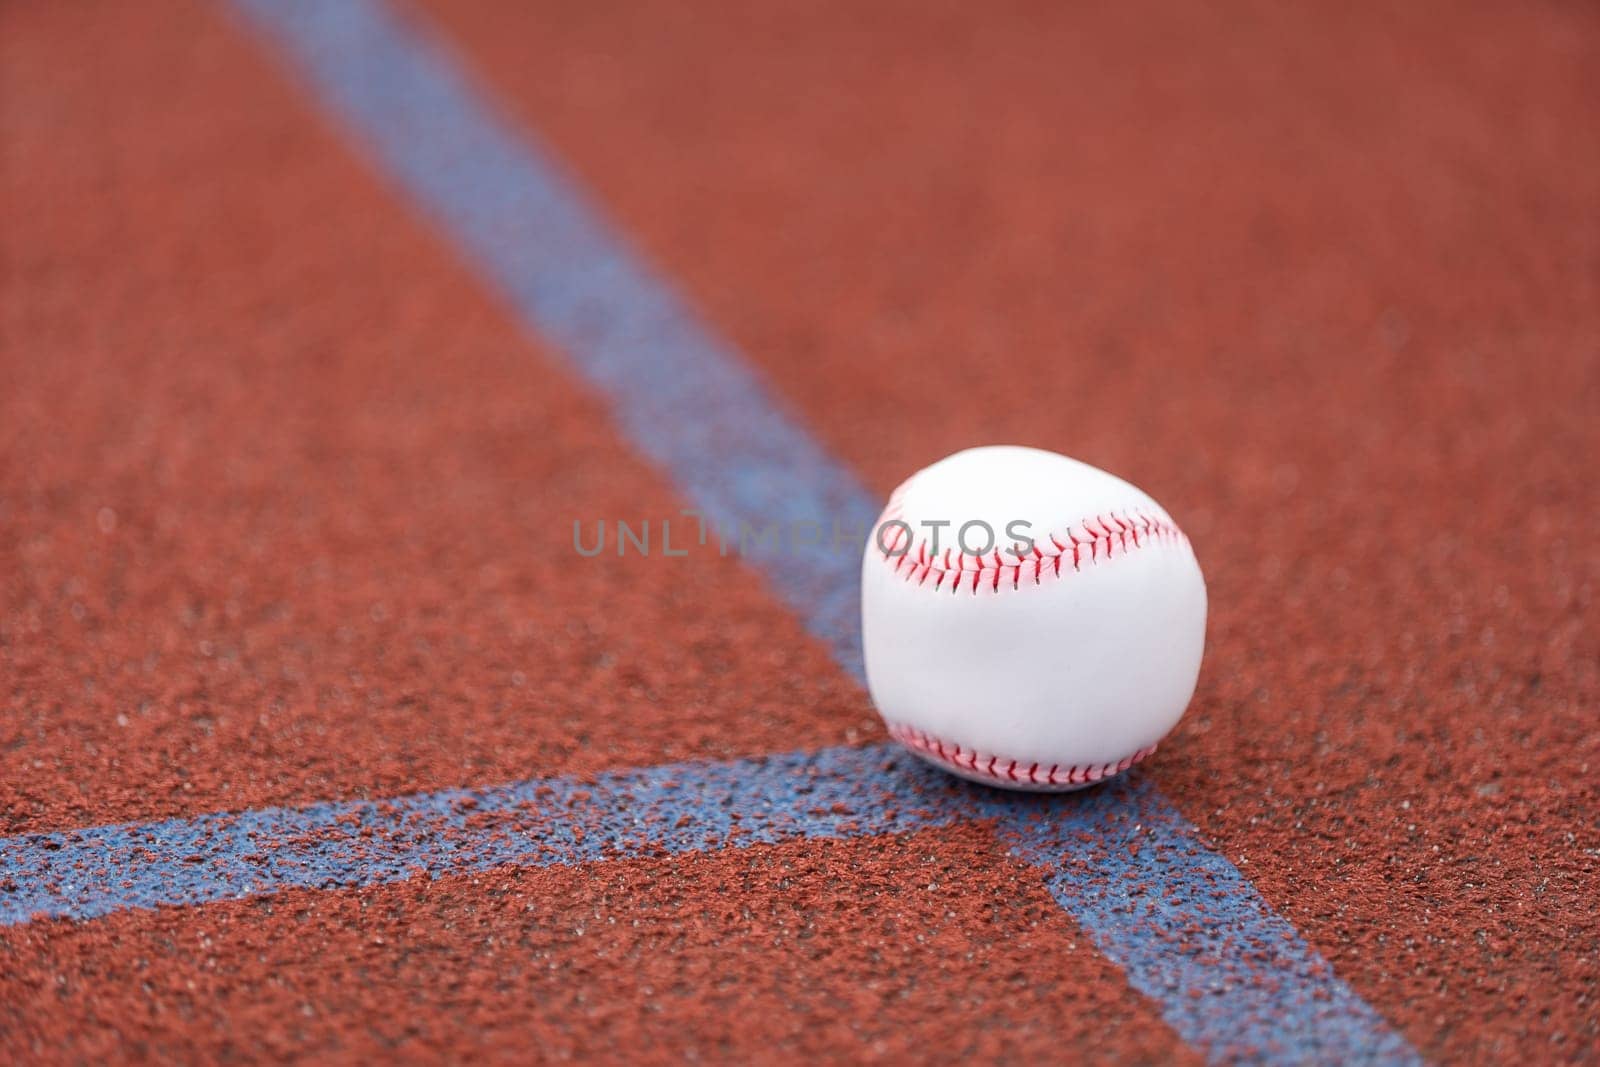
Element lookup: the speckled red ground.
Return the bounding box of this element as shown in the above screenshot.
[3,0,1597,1061]
[0,828,1196,1063]
[0,0,874,833]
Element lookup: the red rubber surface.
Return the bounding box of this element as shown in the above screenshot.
[0,0,873,833]
[1,828,1195,1062]
[4,0,1597,1061]
[419,1,1600,1059]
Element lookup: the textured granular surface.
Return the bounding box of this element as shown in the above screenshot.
[0,828,1195,1064]
[0,0,875,834]
[423,0,1600,1059]
[3,0,1598,1062]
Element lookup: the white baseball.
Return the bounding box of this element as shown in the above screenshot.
[860,445,1206,791]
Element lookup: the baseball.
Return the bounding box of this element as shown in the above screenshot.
[861,445,1207,791]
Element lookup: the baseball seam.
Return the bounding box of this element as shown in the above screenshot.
[873,487,1187,596]
[887,721,1156,787]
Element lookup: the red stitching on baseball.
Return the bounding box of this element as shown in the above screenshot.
[886,722,1156,788]
[874,501,1185,596]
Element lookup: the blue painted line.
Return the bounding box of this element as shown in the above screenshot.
[0,743,1414,1065]
[11,0,1417,1060]
[232,0,869,677]
[992,783,1420,1063]
[0,746,952,925]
